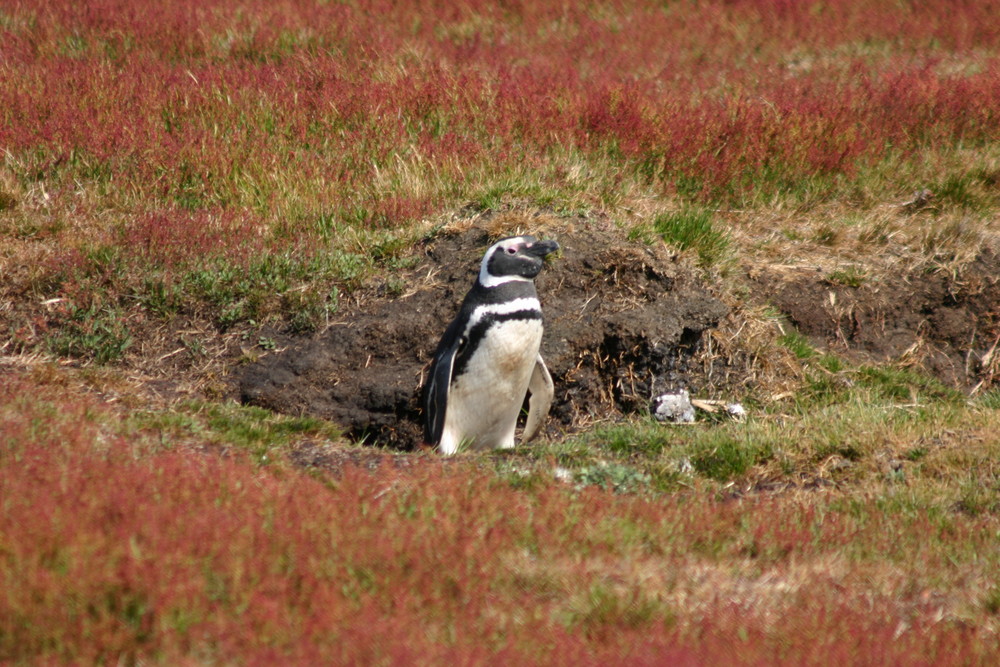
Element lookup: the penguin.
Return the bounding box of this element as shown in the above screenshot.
[424,235,559,455]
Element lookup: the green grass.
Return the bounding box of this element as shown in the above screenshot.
[492,360,982,495]
[128,401,341,462]
[778,328,816,359]
[826,265,867,287]
[651,207,731,267]
[46,305,133,363]
[932,167,1000,212]
[975,389,1000,410]
[559,582,663,635]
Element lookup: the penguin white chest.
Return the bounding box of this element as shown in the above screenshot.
[472,319,542,380]
[442,319,543,453]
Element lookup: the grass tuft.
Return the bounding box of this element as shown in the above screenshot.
[778,329,816,360]
[690,434,773,481]
[47,305,133,363]
[826,266,867,288]
[652,207,730,267]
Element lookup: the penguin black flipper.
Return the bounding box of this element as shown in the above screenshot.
[424,333,463,446]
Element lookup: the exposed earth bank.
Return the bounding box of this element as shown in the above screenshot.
[238,221,1000,449]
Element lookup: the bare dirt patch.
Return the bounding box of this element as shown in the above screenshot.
[235,213,1000,450]
[751,250,1000,388]
[238,219,730,448]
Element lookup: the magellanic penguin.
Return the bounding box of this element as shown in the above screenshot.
[424,235,559,455]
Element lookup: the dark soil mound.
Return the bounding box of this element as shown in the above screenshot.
[237,219,1000,449]
[238,224,729,448]
[753,251,1000,388]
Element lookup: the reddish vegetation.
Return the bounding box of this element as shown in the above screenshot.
[2,0,997,353]
[4,2,1000,662]
[3,0,999,222]
[3,378,999,663]
[119,210,265,269]
[3,0,999,348]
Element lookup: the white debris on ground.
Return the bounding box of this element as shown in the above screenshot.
[552,466,573,483]
[725,403,747,420]
[652,393,748,423]
[651,389,695,423]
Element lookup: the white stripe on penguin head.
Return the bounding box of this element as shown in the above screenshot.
[477,237,534,288]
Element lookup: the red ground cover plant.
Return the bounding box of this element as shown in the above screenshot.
[4,1,1000,661]
[3,378,999,663]
[119,209,267,269]
[2,0,998,217]
[2,0,999,346]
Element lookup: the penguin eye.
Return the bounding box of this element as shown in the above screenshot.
[506,247,517,255]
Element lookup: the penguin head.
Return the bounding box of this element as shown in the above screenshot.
[479,235,560,287]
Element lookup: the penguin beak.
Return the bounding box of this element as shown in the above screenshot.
[524,239,560,257]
